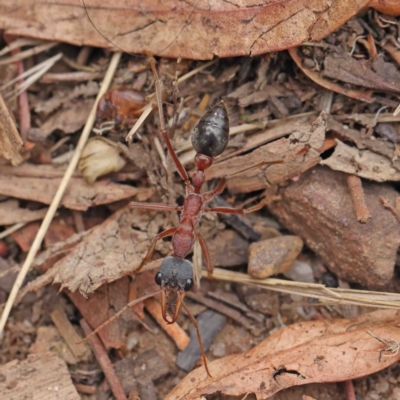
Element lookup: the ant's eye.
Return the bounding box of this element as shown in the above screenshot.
[184,278,193,291]
[155,272,162,286]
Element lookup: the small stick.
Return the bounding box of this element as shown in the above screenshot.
[347,175,371,223]
[380,196,400,224]
[80,319,128,400]
[0,52,122,338]
[50,308,90,361]
[144,297,190,350]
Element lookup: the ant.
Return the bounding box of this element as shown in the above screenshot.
[95,87,147,133]
[81,58,283,377]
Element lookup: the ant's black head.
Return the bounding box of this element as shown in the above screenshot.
[191,100,229,158]
[155,256,193,292]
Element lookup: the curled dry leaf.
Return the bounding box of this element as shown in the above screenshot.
[166,309,400,400]
[53,205,171,295]
[321,140,400,182]
[79,137,126,184]
[0,1,399,60]
[0,93,23,166]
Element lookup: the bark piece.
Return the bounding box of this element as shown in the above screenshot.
[0,351,80,400]
[53,206,170,295]
[268,166,400,288]
[321,140,400,182]
[206,112,326,193]
[248,236,303,279]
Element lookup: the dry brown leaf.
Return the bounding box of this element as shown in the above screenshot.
[206,112,326,192]
[0,93,23,166]
[0,165,150,210]
[53,205,171,295]
[166,309,400,400]
[289,47,375,103]
[323,52,400,93]
[321,140,400,182]
[0,1,399,60]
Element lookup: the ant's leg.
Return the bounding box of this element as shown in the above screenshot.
[133,227,177,274]
[205,196,280,215]
[130,202,182,212]
[195,231,213,277]
[149,57,190,183]
[203,178,227,202]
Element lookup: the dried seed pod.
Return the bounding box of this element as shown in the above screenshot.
[78,137,125,184]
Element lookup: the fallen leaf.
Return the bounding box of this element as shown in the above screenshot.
[289,47,375,103]
[0,93,23,165]
[323,51,400,93]
[166,309,400,399]
[0,1,399,60]
[0,164,150,210]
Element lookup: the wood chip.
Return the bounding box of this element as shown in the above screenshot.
[50,308,91,361]
[0,351,80,400]
[0,93,23,166]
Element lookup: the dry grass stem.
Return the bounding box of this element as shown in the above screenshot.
[0,41,59,66]
[3,53,63,99]
[205,269,400,310]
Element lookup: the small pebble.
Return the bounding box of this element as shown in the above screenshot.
[390,387,400,399]
[248,236,303,279]
[126,332,139,351]
[211,342,226,357]
[284,260,314,283]
[375,378,390,394]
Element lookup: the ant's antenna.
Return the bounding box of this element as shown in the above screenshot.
[77,289,162,344]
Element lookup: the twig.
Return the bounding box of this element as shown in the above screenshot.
[380,196,400,224]
[347,175,371,223]
[0,222,26,240]
[0,52,122,339]
[80,319,127,400]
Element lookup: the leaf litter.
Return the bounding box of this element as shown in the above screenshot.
[2,5,400,400]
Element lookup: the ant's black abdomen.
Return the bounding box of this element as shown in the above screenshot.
[191,100,229,158]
